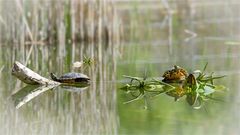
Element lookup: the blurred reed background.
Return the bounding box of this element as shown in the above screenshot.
[115,0,240,76]
[0,0,122,45]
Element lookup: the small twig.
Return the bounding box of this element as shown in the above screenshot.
[123,93,144,104]
[204,95,224,102]
[150,91,167,98]
[152,79,175,88]
[202,75,226,81]
[144,89,166,93]
[123,75,143,81]
[203,62,208,73]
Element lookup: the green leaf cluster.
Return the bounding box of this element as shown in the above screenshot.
[121,63,227,109]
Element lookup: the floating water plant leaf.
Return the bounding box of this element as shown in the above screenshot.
[214,85,227,91]
[203,86,215,95]
[144,84,164,91]
[120,84,131,91]
[121,75,172,107]
[197,88,204,93]
[123,75,144,81]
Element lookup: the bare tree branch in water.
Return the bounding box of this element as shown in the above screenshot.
[12,61,60,85]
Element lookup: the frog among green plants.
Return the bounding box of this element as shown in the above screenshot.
[162,65,188,83]
[121,63,226,109]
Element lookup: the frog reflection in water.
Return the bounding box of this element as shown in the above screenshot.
[162,65,190,101]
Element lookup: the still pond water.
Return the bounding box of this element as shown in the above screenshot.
[1,1,240,135]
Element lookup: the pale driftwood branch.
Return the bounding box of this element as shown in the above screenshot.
[12,61,60,85]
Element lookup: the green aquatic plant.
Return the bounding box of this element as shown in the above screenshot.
[184,64,226,109]
[83,56,94,66]
[121,64,226,109]
[121,75,176,108]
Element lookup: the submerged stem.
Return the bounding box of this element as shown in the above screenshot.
[123,93,144,104]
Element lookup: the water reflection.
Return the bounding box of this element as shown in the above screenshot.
[5,82,117,135]
[0,41,118,134]
[12,85,89,109]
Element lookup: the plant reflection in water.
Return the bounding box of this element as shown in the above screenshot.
[121,64,227,109]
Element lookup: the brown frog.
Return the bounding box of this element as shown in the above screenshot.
[162,65,188,83]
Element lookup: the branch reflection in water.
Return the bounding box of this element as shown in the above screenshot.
[11,85,89,109]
